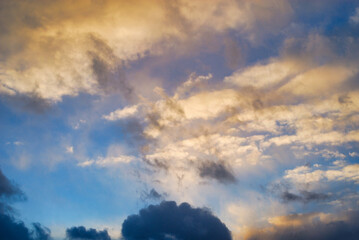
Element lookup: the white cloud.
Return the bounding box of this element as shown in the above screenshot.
[103,105,139,121]
[284,163,359,185]
[66,146,74,154]
[78,155,135,167]
[224,58,306,89]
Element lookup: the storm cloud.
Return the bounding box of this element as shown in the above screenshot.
[121,201,232,240]
[66,226,111,240]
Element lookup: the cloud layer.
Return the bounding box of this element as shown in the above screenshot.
[246,211,359,240]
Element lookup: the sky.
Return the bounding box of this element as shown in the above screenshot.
[0,0,359,239]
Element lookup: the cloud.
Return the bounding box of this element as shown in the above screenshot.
[281,190,329,203]
[141,188,164,202]
[199,161,237,184]
[0,214,32,240]
[0,0,292,103]
[245,210,359,240]
[31,223,52,240]
[77,144,137,168]
[0,169,52,240]
[78,155,135,167]
[224,58,307,89]
[121,201,232,240]
[66,146,74,154]
[350,8,359,24]
[0,168,24,201]
[103,105,139,121]
[101,33,359,196]
[284,164,359,185]
[66,226,111,240]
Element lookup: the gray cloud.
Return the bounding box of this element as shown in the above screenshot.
[281,190,330,203]
[0,169,23,200]
[199,161,237,184]
[2,94,52,114]
[247,210,359,240]
[122,201,232,240]
[32,223,52,240]
[140,188,165,202]
[89,36,134,102]
[66,226,111,240]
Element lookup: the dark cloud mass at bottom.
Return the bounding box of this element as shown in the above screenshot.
[247,211,359,240]
[66,226,111,240]
[0,168,52,240]
[121,201,232,240]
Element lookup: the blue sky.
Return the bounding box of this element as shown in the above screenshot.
[0,1,359,239]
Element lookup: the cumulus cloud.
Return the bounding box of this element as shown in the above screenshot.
[66,226,111,240]
[121,201,232,240]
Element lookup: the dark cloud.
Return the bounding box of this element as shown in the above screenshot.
[0,212,52,240]
[281,190,330,203]
[1,94,52,114]
[0,169,24,200]
[0,168,52,240]
[141,188,164,202]
[0,213,33,240]
[0,168,26,214]
[118,118,147,150]
[122,201,232,240]
[32,223,52,240]
[147,189,162,200]
[199,161,237,184]
[89,36,134,101]
[143,158,169,171]
[247,210,359,240]
[66,226,111,240]
[269,182,329,204]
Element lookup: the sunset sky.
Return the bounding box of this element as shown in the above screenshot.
[0,1,359,239]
